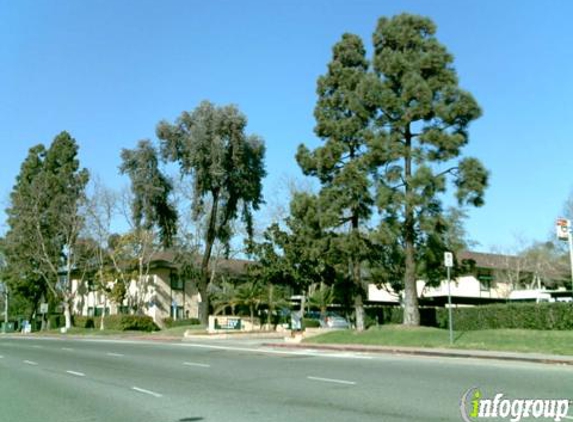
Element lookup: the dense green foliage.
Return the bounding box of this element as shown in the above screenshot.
[436,303,573,331]
[157,101,266,324]
[296,33,374,331]
[369,15,488,325]
[73,315,159,331]
[4,132,89,328]
[370,303,573,331]
[294,14,487,327]
[162,317,201,328]
[119,140,178,248]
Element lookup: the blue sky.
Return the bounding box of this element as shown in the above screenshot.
[1,0,573,252]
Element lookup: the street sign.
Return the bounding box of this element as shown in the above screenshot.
[444,252,454,268]
[40,303,48,314]
[556,218,570,241]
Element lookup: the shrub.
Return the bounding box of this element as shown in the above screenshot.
[48,314,64,329]
[436,302,573,331]
[162,317,201,329]
[118,315,159,332]
[72,315,159,331]
[302,318,321,328]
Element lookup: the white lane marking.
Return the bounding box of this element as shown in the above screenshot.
[23,360,38,366]
[0,355,3,359]
[62,347,74,352]
[132,386,162,398]
[177,343,372,360]
[32,345,43,349]
[183,362,211,368]
[307,376,356,385]
[66,370,85,377]
[106,352,124,357]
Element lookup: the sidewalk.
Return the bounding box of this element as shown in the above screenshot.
[262,341,573,366]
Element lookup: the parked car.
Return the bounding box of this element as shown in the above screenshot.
[319,313,350,329]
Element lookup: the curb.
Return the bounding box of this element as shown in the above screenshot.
[262,342,573,366]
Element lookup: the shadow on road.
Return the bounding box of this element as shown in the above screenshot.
[178,418,204,421]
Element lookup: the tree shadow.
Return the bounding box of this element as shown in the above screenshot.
[454,330,467,342]
[178,418,204,421]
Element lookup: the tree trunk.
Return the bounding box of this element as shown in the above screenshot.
[199,190,220,326]
[351,216,365,332]
[267,284,273,326]
[197,279,209,326]
[250,306,255,331]
[99,296,106,331]
[403,125,420,326]
[63,299,72,330]
[320,282,327,320]
[354,290,365,331]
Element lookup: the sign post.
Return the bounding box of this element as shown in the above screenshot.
[444,252,454,345]
[556,218,573,298]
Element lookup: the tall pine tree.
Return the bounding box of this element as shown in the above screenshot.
[369,14,488,325]
[297,34,375,331]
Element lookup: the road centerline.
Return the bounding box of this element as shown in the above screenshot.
[183,362,211,368]
[307,376,356,385]
[23,360,38,366]
[106,352,124,357]
[132,386,162,398]
[61,347,74,352]
[65,370,85,377]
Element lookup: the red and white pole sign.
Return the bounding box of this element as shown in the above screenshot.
[556,218,570,241]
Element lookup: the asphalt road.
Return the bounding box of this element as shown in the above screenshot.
[0,336,572,422]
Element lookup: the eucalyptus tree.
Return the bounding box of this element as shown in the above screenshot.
[120,139,177,248]
[4,132,89,329]
[369,14,488,325]
[157,101,266,324]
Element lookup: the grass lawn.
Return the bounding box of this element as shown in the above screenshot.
[304,325,573,356]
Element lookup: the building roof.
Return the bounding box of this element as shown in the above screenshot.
[457,250,520,270]
[149,250,252,276]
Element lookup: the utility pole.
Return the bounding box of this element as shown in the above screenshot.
[556,219,573,297]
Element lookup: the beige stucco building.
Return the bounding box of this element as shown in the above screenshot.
[71,252,249,326]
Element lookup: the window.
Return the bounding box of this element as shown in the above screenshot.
[477,269,494,292]
[170,274,184,291]
[118,306,130,315]
[94,307,110,317]
[170,306,184,319]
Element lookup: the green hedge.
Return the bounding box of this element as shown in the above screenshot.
[369,303,573,331]
[73,315,159,332]
[436,303,573,331]
[162,317,201,328]
[302,318,321,328]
